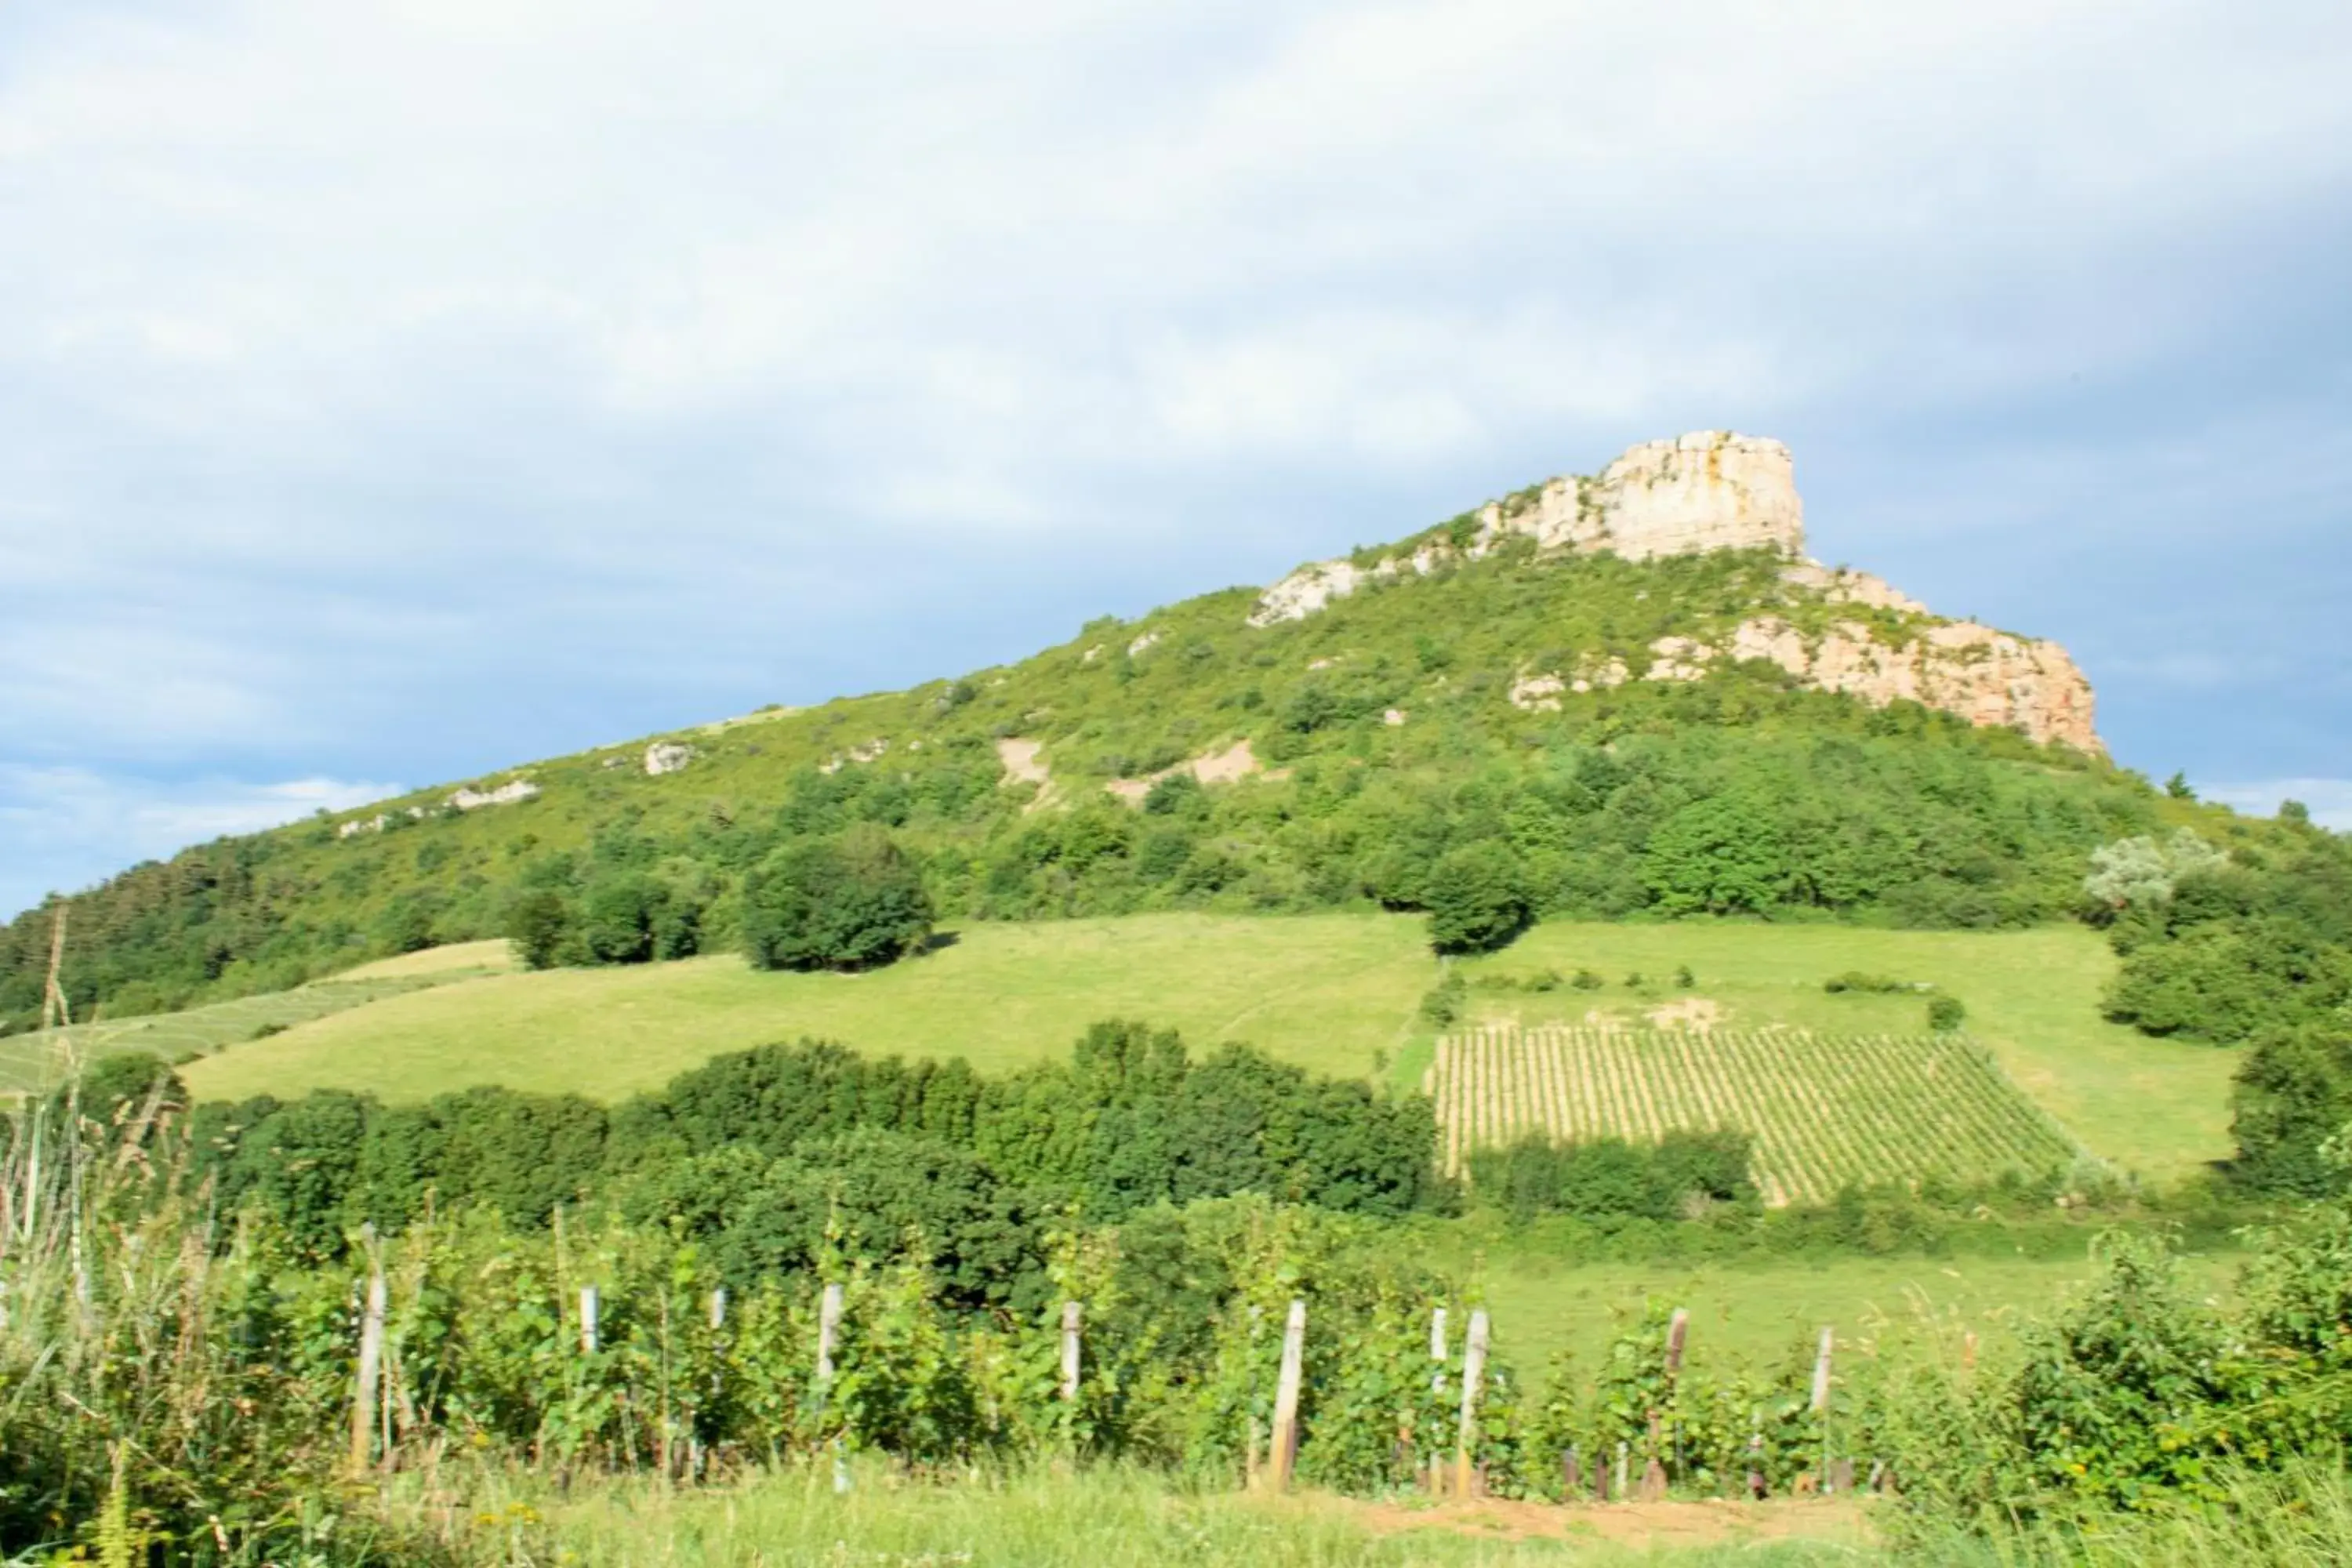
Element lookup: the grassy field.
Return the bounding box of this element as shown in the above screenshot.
[184,913,1439,1104]
[1466,1243,2241,1377]
[177,913,2234,1185]
[0,960,507,1096]
[1445,923,2237,1185]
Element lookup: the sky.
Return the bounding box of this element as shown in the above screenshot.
[2,0,2349,918]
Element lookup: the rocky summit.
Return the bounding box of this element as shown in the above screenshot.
[1250,431,2100,753]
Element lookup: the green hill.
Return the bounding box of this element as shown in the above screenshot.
[4,503,2197,1033]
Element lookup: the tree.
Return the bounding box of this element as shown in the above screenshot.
[2165,771,2197,800]
[504,889,570,971]
[1642,795,1790,916]
[1423,841,1531,954]
[577,873,666,964]
[2231,1023,2352,1196]
[742,826,935,971]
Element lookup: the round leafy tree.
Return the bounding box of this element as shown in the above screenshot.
[742,826,935,971]
[1424,841,1531,955]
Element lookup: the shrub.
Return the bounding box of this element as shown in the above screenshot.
[1419,971,1467,1027]
[503,889,570,971]
[1425,843,1531,955]
[1824,971,1910,994]
[2230,1023,2352,1196]
[1570,968,1603,991]
[742,827,935,971]
[1927,994,1967,1032]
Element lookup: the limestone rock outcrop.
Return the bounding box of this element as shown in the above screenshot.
[448,779,539,811]
[1710,614,2100,750]
[1479,431,1805,560]
[1250,430,1802,629]
[1245,430,2103,753]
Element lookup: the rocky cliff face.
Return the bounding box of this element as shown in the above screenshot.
[1250,431,2103,753]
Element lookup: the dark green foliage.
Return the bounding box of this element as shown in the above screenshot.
[742,826,934,971]
[1424,842,1530,954]
[504,889,569,970]
[2096,827,2352,1044]
[1927,994,1966,1032]
[1468,1130,1756,1222]
[2230,1023,2352,1196]
[577,873,670,964]
[1417,970,1466,1026]
[179,1022,1442,1284]
[1642,793,1789,915]
[1824,971,1911,993]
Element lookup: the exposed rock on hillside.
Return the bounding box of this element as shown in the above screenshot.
[1251,430,2101,753]
[448,779,539,811]
[644,742,695,775]
[1730,615,2100,751]
[1250,431,1802,627]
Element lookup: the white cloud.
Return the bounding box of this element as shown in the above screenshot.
[2201,779,2352,831]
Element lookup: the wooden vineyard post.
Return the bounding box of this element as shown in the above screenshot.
[579,1287,600,1355]
[709,1287,727,1331]
[1746,1412,1766,1500]
[818,1283,848,1493]
[1268,1299,1307,1492]
[350,1247,387,1474]
[1060,1301,1083,1405]
[1810,1327,1835,1491]
[817,1283,844,1381]
[1640,1306,1688,1500]
[1426,1306,1448,1496]
[1454,1308,1489,1499]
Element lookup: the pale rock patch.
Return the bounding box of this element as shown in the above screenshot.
[1383,709,1407,727]
[1508,673,1566,712]
[448,779,539,811]
[1104,738,1270,806]
[1648,998,1726,1033]
[820,739,888,775]
[644,742,695,776]
[1645,637,1717,683]
[1781,561,1926,614]
[995,737,1050,786]
[1127,631,1160,657]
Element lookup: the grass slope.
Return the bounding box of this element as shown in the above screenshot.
[1470,1247,2242,1375]
[0,951,510,1096]
[180,913,2234,1184]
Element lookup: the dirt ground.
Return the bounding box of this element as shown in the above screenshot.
[1339,1494,1875,1550]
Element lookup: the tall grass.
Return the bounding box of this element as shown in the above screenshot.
[395,1461,1870,1567]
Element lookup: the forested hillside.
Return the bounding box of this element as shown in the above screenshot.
[0,526,2206,1032]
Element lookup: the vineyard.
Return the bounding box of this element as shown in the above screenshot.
[1425,1025,2081,1204]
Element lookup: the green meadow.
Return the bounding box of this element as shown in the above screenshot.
[179,913,2236,1185]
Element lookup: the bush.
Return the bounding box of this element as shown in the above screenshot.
[1927,994,1967,1032]
[1418,971,1467,1027]
[1824,971,1911,994]
[1425,843,1531,955]
[742,827,935,971]
[504,889,570,971]
[2231,1023,2352,1196]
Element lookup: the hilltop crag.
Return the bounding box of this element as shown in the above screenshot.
[1250,430,2100,753]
